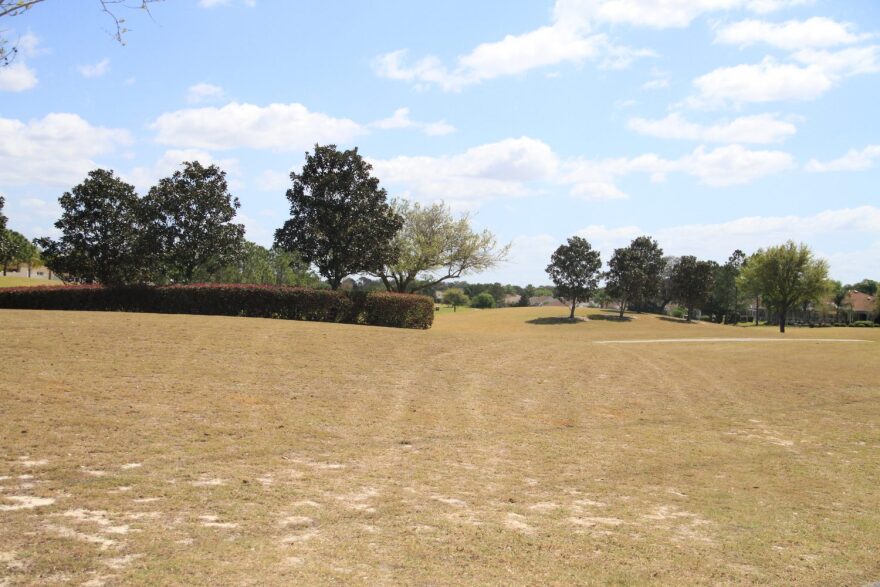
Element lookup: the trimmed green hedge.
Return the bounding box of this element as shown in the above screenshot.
[0,283,433,329]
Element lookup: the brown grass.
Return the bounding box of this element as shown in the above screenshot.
[1,306,878,585]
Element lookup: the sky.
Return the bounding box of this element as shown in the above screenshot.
[1,0,879,285]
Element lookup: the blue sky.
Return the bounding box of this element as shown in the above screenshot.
[1,0,879,285]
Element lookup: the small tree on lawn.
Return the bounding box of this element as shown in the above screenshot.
[274,145,402,290]
[605,235,665,318]
[671,255,716,322]
[443,287,469,312]
[747,241,829,333]
[0,229,32,275]
[470,292,495,309]
[545,236,602,320]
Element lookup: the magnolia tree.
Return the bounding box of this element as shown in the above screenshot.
[670,255,716,322]
[545,236,602,320]
[605,236,664,318]
[275,145,402,290]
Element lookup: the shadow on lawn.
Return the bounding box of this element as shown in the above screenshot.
[588,314,633,322]
[658,316,700,324]
[526,317,587,325]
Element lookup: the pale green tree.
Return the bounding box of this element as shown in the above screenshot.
[375,200,509,293]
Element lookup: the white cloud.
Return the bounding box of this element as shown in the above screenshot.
[0,113,132,186]
[688,45,880,107]
[0,61,38,92]
[370,137,559,207]
[126,149,240,192]
[555,0,812,30]
[372,137,792,206]
[715,17,869,50]
[642,77,670,90]
[186,82,225,104]
[806,145,880,172]
[150,102,365,151]
[77,58,110,78]
[627,112,797,143]
[255,169,292,192]
[371,107,455,136]
[17,32,46,58]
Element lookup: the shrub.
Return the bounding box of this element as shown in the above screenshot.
[0,283,433,329]
[851,320,876,328]
[470,292,495,309]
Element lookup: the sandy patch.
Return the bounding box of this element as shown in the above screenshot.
[0,495,55,511]
[292,499,322,508]
[132,497,162,503]
[282,530,319,543]
[567,516,624,527]
[103,553,143,570]
[199,515,238,529]
[279,515,313,529]
[61,509,131,534]
[16,457,48,467]
[432,495,467,507]
[44,524,119,550]
[191,478,225,487]
[120,463,142,470]
[504,513,535,534]
[334,487,379,512]
[528,502,560,512]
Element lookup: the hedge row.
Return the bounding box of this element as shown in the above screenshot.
[0,283,434,329]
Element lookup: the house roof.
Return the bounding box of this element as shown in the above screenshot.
[845,290,876,313]
[529,295,566,307]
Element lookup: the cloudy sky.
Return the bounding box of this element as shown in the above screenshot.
[2,0,879,284]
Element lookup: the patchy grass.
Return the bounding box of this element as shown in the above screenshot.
[434,303,475,315]
[1,306,878,585]
[0,276,64,288]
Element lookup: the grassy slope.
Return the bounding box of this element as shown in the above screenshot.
[0,307,878,585]
[0,276,63,288]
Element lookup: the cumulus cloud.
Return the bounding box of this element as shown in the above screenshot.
[371,107,456,136]
[370,137,793,205]
[150,102,365,151]
[370,137,559,207]
[0,113,132,186]
[715,17,869,50]
[77,58,110,78]
[186,82,225,104]
[806,145,880,172]
[0,61,38,92]
[627,112,797,143]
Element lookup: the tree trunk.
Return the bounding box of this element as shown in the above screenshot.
[618,300,625,318]
[569,300,576,320]
[779,305,787,333]
[28,263,32,277]
[754,295,760,325]
[686,305,692,322]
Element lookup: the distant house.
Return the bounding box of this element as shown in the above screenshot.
[529,295,566,307]
[4,263,62,282]
[844,291,877,322]
[503,294,521,306]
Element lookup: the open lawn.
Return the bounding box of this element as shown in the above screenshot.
[0,277,63,288]
[1,307,878,585]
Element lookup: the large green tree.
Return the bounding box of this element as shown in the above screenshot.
[141,161,245,284]
[670,256,716,322]
[0,229,33,275]
[274,145,403,290]
[36,169,144,284]
[604,235,665,318]
[744,241,829,333]
[375,200,508,293]
[706,250,747,323]
[193,240,320,287]
[545,236,602,320]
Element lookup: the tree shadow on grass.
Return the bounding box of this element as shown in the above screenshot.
[658,316,700,324]
[526,317,587,325]
[588,314,633,322]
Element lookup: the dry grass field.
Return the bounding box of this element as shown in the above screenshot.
[1,306,879,586]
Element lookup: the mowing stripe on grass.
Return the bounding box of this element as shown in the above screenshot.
[594,337,872,344]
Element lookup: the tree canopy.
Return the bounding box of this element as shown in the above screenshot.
[36,169,144,285]
[375,200,508,293]
[442,287,469,311]
[274,145,403,290]
[670,255,716,322]
[141,161,245,284]
[604,235,664,318]
[545,236,602,320]
[0,195,7,232]
[0,228,35,275]
[743,241,829,333]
